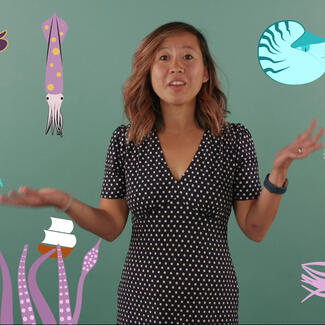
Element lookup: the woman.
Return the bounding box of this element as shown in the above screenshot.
[0,22,324,324]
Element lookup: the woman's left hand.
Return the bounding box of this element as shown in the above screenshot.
[272,119,325,172]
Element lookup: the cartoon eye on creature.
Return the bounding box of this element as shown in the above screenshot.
[0,217,102,324]
[0,30,8,53]
[42,13,68,137]
[257,20,325,85]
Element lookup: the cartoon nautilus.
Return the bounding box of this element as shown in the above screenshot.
[42,13,68,137]
[258,20,325,85]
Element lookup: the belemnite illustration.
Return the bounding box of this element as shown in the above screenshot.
[0,217,102,324]
[42,13,67,137]
[258,20,325,85]
[0,30,8,53]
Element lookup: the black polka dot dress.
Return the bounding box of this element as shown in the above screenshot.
[100,122,262,325]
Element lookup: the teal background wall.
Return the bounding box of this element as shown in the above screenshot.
[0,0,324,323]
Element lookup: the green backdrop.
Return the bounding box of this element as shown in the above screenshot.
[0,0,324,323]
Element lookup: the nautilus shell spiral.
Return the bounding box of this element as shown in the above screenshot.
[258,20,325,85]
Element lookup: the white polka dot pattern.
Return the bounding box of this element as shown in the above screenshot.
[57,245,72,324]
[18,245,36,325]
[101,122,261,324]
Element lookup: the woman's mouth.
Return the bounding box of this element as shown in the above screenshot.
[168,81,186,90]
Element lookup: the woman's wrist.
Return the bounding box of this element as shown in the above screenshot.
[56,192,73,212]
[269,167,288,187]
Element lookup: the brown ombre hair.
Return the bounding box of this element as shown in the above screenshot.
[123,21,230,146]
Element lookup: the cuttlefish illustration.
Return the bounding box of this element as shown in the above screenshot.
[42,13,68,137]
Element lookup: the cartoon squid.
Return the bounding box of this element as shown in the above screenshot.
[0,217,102,324]
[258,20,325,85]
[42,13,68,137]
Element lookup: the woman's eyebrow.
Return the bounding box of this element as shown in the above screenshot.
[157,45,197,51]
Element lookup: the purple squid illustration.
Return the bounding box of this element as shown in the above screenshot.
[0,237,102,324]
[42,13,68,137]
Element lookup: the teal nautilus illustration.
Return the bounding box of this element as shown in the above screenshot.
[258,20,325,85]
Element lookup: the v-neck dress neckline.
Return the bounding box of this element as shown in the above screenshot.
[154,128,207,184]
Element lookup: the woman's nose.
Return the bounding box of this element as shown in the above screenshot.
[169,58,184,73]
[170,66,184,73]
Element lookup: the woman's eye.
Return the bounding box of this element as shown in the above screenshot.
[159,54,193,61]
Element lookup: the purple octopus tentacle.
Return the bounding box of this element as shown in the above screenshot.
[72,239,102,324]
[18,245,36,324]
[71,273,86,324]
[0,250,13,324]
[57,245,72,324]
[28,248,57,324]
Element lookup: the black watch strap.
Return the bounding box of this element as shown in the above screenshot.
[264,173,288,194]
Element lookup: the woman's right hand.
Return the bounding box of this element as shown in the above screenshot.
[0,186,69,210]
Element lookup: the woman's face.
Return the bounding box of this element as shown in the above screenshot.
[150,32,209,107]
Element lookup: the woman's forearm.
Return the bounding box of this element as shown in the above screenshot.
[245,168,288,242]
[57,193,117,241]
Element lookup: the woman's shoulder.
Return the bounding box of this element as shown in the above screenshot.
[111,123,130,139]
[222,122,254,139]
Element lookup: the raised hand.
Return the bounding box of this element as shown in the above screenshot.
[273,119,325,172]
[0,187,69,210]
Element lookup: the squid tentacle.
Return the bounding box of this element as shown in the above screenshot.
[28,248,57,324]
[18,245,36,324]
[52,104,56,135]
[72,239,102,324]
[53,103,58,135]
[45,104,53,135]
[57,106,63,137]
[56,104,63,137]
[57,245,72,324]
[0,250,13,324]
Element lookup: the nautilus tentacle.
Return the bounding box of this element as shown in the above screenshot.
[57,244,73,324]
[28,248,57,324]
[0,250,13,324]
[301,262,325,303]
[258,20,325,85]
[18,245,36,324]
[72,239,102,324]
[42,13,67,137]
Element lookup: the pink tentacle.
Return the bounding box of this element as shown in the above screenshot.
[57,245,72,324]
[0,250,13,324]
[72,239,102,324]
[18,245,36,324]
[28,248,57,324]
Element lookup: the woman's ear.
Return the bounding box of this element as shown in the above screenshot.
[203,67,209,83]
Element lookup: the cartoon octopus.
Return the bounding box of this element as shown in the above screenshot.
[0,237,101,324]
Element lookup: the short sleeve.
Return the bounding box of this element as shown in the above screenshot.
[100,125,127,199]
[233,123,262,201]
